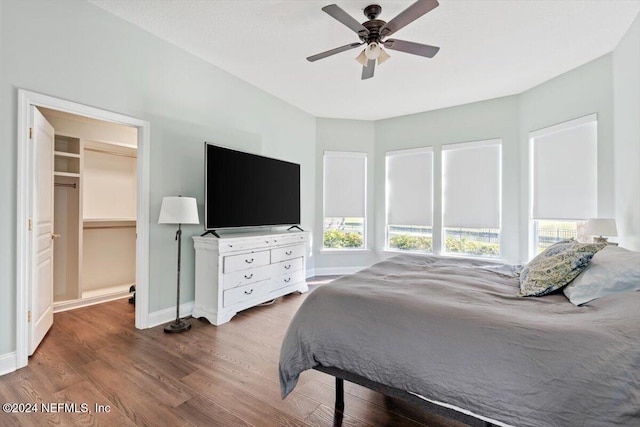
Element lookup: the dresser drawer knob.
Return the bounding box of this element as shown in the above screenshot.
[285,250,293,256]
[284,278,291,283]
[265,240,270,244]
[244,289,254,295]
[244,273,253,279]
[245,258,254,264]
[284,265,291,270]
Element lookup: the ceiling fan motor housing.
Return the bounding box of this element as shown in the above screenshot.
[360,5,385,43]
[364,4,382,20]
[361,19,386,43]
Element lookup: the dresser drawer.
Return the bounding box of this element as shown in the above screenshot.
[223,250,270,273]
[223,281,268,307]
[272,270,306,291]
[272,257,303,277]
[271,244,305,263]
[223,264,271,290]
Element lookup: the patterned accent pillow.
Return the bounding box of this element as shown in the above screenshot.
[518,240,606,297]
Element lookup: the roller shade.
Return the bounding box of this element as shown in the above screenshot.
[443,140,501,229]
[386,147,433,226]
[531,115,597,220]
[323,151,366,218]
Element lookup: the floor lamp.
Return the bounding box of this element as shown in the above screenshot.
[158,196,200,333]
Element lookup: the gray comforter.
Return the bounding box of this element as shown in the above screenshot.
[279,254,640,426]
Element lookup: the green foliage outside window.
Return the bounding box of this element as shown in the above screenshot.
[389,234,499,256]
[445,238,499,256]
[323,229,363,248]
[389,234,432,251]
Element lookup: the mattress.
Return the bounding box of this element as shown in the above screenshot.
[279,254,640,426]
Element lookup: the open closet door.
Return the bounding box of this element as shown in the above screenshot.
[29,107,55,355]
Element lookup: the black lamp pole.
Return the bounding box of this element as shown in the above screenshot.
[164,223,191,333]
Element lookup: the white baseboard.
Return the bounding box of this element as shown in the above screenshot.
[53,287,132,313]
[312,266,367,277]
[306,268,315,278]
[0,352,17,376]
[148,301,195,329]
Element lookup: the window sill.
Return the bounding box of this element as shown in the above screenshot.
[320,249,372,254]
[382,249,505,263]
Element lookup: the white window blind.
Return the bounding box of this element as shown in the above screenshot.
[323,151,366,218]
[386,147,433,226]
[531,115,597,220]
[442,139,501,229]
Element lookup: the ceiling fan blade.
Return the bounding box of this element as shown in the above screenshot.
[383,39,440,58]
[380,0,439,37]
[322,4,370,36]
[361,59,376,80]
[307,42,364,62]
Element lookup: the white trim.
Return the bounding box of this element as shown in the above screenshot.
[441,138,502,151]
[306,268,316,278]
[313,266,369,276]
[323,150,367,158]
[147,301,195,328]
[386,146,433,157]
[529,113,597,139]
[16,89,151,371]
[53,287,133,314]
[0,352,18,376]
[319,249,373,254]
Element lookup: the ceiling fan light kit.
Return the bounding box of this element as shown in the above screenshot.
[307,0,441,79]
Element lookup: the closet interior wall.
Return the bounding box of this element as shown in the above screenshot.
[40,107,138,311]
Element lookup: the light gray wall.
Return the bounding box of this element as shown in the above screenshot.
[314,118,379,272]
[375,96,521,262]
[0,0,316,355]
[613,15,640,251]
[373,44,638,264]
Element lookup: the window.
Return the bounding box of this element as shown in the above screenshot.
[385,148,433,252]
[323,151,366,249]
[530,114,597,256]
[442,140,501,257]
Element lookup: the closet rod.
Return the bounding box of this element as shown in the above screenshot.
[84,147,137,158]
[55,182,77,189]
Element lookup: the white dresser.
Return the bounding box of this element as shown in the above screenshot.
[192,230,309,326]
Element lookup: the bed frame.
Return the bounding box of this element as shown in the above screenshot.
[314,366,496,427]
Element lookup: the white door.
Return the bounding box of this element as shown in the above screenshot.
[29,107,55,355]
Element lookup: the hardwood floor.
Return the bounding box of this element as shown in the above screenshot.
[0,278,466,427]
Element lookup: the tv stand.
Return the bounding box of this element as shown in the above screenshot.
[287,225,304,232]
[200,230,220,238]
[192,230,309,326]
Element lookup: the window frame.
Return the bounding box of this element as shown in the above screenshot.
[528,113,598,259]
[322,151,367,251]
[384,146,434,253]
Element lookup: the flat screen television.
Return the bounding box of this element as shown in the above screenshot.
[204,143,301,231]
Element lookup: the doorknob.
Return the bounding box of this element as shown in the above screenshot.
[51,233,61,239]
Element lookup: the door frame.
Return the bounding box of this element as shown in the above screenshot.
[16,89,151,369]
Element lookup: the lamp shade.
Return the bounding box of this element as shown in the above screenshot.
[585,218,617,236]
[158,196,200,224]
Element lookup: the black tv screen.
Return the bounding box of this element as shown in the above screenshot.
[205,144,301,230]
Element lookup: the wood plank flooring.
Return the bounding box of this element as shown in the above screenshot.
[0,278,466,427]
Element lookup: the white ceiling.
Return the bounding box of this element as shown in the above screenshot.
[89,0,639,120]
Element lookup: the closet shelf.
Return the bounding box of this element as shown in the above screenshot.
[54,151,81,159]
[83,218,136,222]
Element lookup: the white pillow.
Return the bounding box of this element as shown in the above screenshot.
[563,245,640,306]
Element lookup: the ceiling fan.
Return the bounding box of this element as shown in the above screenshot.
[307,0,440,79]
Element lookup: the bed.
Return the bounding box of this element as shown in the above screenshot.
[279,253,640,427]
